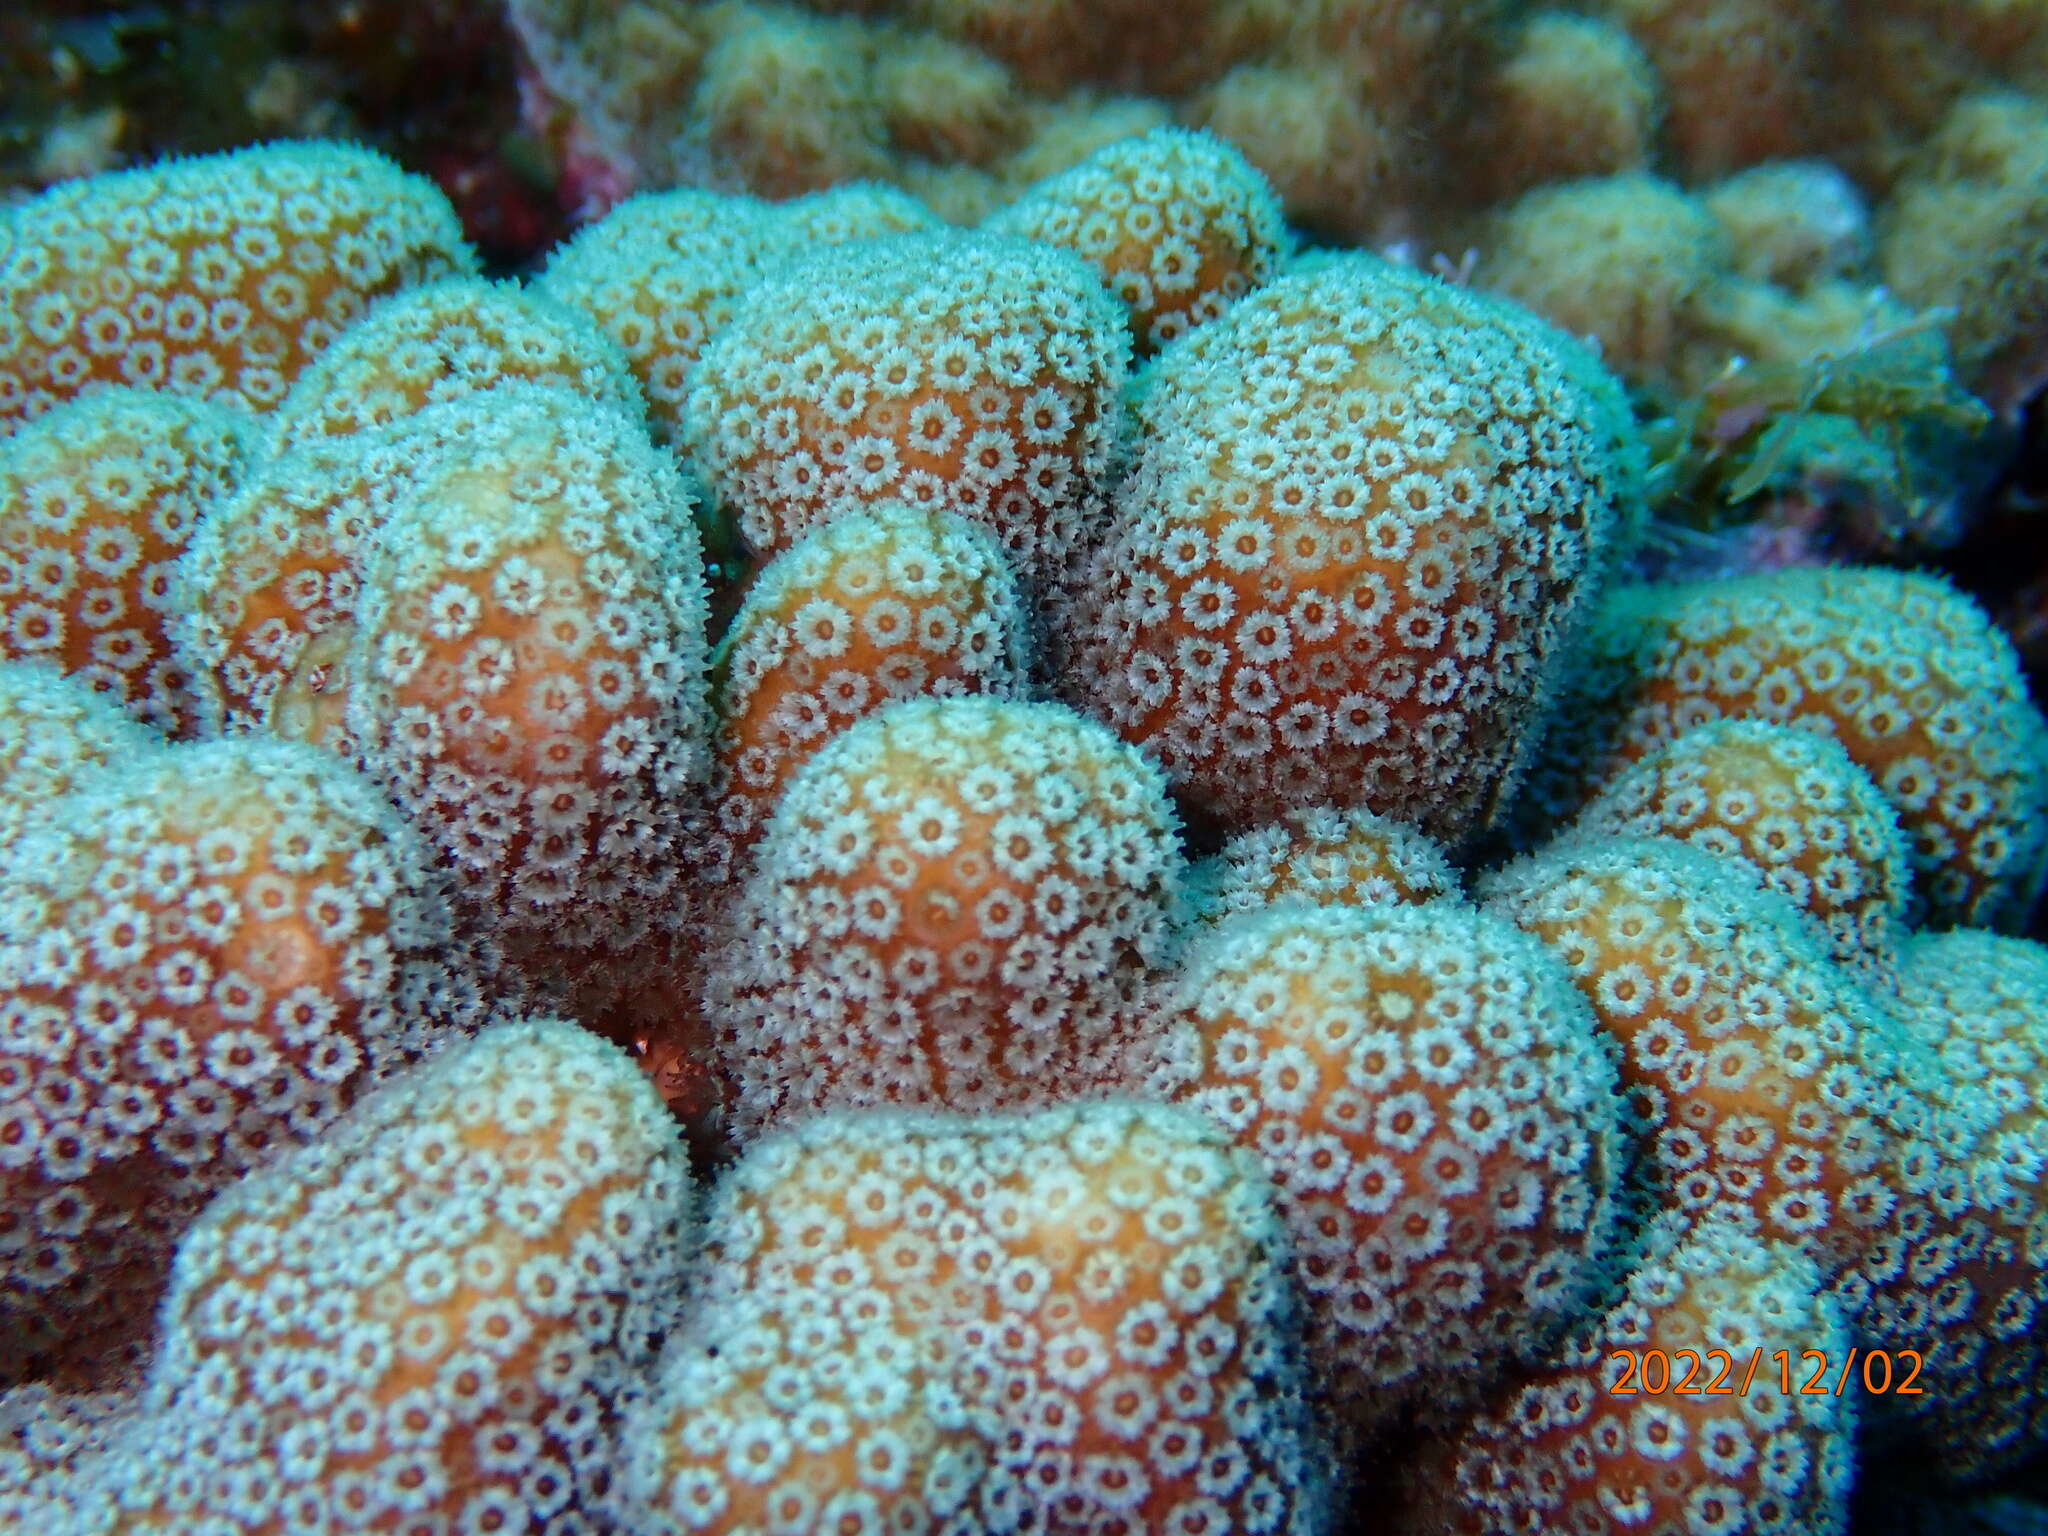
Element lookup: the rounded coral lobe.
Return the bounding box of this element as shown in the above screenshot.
[261,276,645,456]
[1483,835,1904,1276]
[1415,1217,1856,1536]
[702,499,1032,890]
[623,1099,1329,1536]
[0,661,156,861]
[185,408,478,738]
[29,1018,691,1534]
[1565,718,1910,979]
[0,734,486,1391]
[1864,929,2048,1481]
[984,125,1291,353]
[1155,898,1625,1428]
[685,227,1129,585]
[0,141,475,430]
[1059,251,1640,843]
[535,183,937,455]
[707,695,1183,1134]
[1193,804,1459,920]
[340,382,712,1003]
[0,388,255,738]
[1523,567,2048,928]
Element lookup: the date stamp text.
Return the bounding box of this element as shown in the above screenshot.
[1606,1348,1924,1397]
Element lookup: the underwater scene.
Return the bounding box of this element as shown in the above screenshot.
[3,2,2048,1534]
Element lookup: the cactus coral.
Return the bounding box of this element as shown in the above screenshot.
[9,50,2048,1525]
[1703,162,1872,290]
[925,0,1212,95]
[1522,568,2048,928]
[706,697,1181,1134]
[184,407,473,738]
[984,127,1289,354]
[1153,900,1625,1430]
[689,10,897,197]
[648,500,1034,1132]
[620,1099,1329,1536]
[1599,0,1831,179]
[871,32,1027,168]
[1482,836,1900,1275]
[0,1380,122,1505]
[686,228,1128,583]
[997,96,1176,193]
[1062,252,1638,842]
[0,734,485,1392]
[499,0,1520,246]
[1190,60,1397,242]
[1563,720,1911,977]
[34,1017,690,1534]
[534,187,778,452]
[0,142,474,430]
[771,182,943,247]
[0,387,254,738]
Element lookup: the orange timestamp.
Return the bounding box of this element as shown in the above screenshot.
[1607,1347,1925,1397]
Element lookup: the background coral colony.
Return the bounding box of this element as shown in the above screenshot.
[4,0,2048,1534]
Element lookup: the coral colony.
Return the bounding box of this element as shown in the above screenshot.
[4,2,2048,1531]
